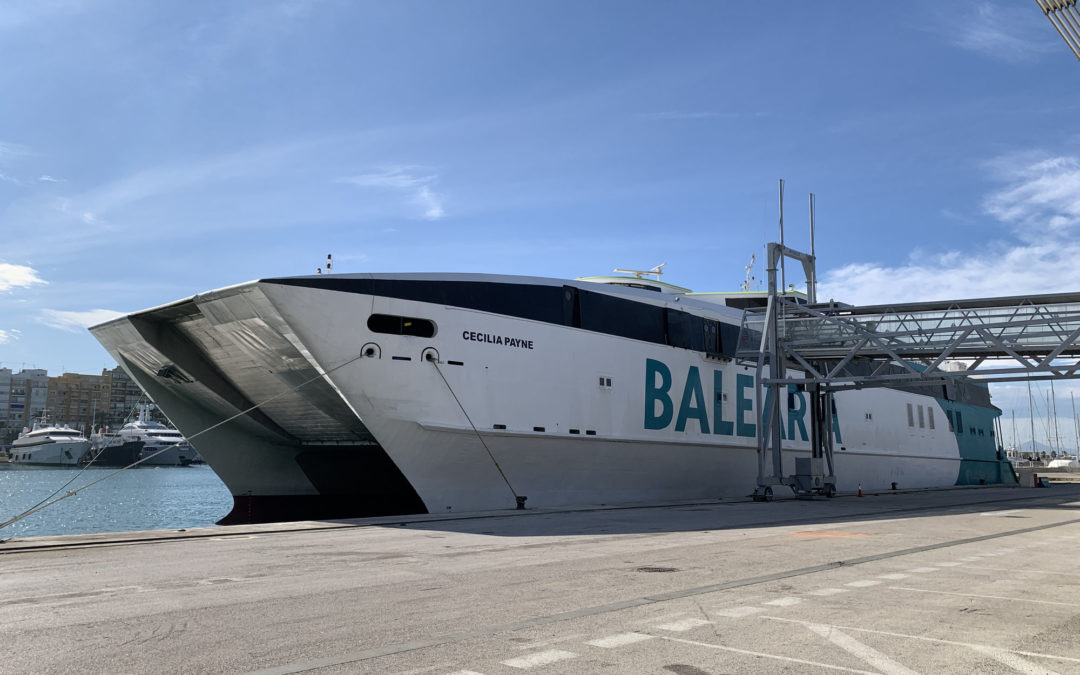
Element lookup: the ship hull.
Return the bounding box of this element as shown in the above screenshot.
[10,440,91,466]
[89,273,1015,524]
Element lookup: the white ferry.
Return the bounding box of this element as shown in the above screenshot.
[89,271,1015,524]
[10,419,92,466]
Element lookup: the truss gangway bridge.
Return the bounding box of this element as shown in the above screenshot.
[736,242,1080,500]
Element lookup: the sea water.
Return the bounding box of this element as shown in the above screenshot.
[0,464,232,540]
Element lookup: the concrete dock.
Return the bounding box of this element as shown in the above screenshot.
[4,485,1080,674]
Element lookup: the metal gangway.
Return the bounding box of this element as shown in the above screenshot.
[736,242,1080,500]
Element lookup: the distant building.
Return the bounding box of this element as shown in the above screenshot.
[0,368,49,445]
[47,371,112,435]
[0,366,161,444]
[104,366,146,429]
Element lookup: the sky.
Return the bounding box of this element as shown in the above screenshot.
[1,1,1079,448]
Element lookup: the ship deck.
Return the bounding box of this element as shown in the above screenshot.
[4,485,1080,673]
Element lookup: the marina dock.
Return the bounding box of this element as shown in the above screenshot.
[4,485,1080,674]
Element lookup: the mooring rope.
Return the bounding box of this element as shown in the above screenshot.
[428,355,521,506]
[0,350,371,538]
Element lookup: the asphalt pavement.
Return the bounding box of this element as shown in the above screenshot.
[3,484,1079,674]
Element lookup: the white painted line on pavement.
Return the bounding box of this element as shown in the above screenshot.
[907,567,940,573]
[967,644,1062,675]
[968,565,1080,578]
[661,636,880,674]
[877,573,909,580]
[934,562,962,567]
[501,650,577,669]
[712,606,764,618]
[585,633,654,649]
[763,597,803,607]
[635,611,689,625]
[654,618,712,632]
[845,580,881,588]
[764,616,1080,667]
[891,587,1075,607]
[808,588,849,596]
[805,622,920,675]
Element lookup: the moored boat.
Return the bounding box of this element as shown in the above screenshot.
[87,428,143,467]
[89,270,1016,524]
[116,404,197,466]
[10,419,91,466]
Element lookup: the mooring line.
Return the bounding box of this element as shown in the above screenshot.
[428,357,521,506]
[0,350,371,538]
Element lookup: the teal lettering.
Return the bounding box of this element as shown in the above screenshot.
[712,370,733,436]
[787,385,808,442]
[644,359,673,430]
[736,373,756,438]
[675,366,709,433]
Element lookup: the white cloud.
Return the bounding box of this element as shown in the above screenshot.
[945,2,1054,62]
[39,308,126,333]
[0,140,28,160]
[983,155,1080,235]
[818,152,1080,305]
[0,171,21,186]
[0,263,45,291]
[0,328,21,344]
[39,175,64,183]
[337,167,446,221]
[55,198,100,225]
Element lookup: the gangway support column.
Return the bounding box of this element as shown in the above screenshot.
[752,241,835,501]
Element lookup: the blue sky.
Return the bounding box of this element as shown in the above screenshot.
[1,1,1079,446]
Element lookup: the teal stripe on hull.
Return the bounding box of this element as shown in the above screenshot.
[936,398,1017,486]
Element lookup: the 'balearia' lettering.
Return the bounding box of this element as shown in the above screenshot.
[644,358,840,442]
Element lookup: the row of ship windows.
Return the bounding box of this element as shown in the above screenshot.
[902,403,991,437]
[492,423,598,436]
[365,301,741,359]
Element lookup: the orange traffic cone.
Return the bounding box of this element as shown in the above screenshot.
[857,483,863,497]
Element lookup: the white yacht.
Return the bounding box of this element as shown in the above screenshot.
[10,419,92,466]
[117,404,196,466]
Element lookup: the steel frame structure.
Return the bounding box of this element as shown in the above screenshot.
[737,241,1080,500]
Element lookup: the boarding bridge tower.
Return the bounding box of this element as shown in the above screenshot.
[737,241,1080,501]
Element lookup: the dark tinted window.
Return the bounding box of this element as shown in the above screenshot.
[367,314,436,337]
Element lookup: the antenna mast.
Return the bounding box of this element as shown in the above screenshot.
[808,192,817,303]
[741,254,756,292]
[778,179,786,295]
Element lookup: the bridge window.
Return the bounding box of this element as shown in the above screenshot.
[367,314,436,338]
[906,403,914,427]
[917,405,925,429]
[928,408,935,430]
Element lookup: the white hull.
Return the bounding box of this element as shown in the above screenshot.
[267,283,985,511]
[139,443,196,466]
[89,272,1015,523]
[10,439,91,466]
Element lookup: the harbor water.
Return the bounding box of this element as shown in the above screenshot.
[0,464,232,540]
